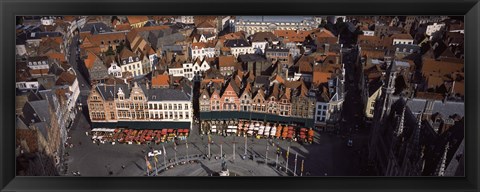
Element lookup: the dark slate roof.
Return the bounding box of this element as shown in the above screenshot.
[237,16,314,23]
[147,88,190,101]
[224,39,250,47]
[162,45,183,52]
[92,121,191,129]
[254,75,270,89]
[28,100,50,123]
[402,98,464,117]
[35,122,49,140]
[393,44,420,53]
[237,54,267,62]
[265,48,289,53]
[95,83,130,100]
[80,22,112,33]
[28,32,62,40]
[368,77,383,96]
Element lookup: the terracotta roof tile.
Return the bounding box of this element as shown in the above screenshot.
[391,33,413,40]
[151,74,169,87]
[274,29,313,43]
[422,58,464,77]
[416,92,444,100]
[84,51,99,69]
[127,16,149,25]
[55,71,76,86]
[218,55,236,67]
[313,71,332,86]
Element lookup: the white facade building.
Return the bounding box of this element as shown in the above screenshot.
[235,16,320,36]
[107,61,123,78]
[27,56,50,70]
[168,65,185,78]
[189,43,216,60]
[147,88,193,125]
[120,53,144,77]
[16,81,39,90]
[314,102,328,124]
[363,30,375,36]
[41,17,55,26]
[176,16,194,24]
[393,38,414,45]
[426,23,446,39]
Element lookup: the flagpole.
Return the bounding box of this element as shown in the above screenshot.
[294,153,298,176]
[162,144,167,170]
[174,141,178,165]
[285,146,290,173]
[300,159,304,176]
[265,142,269,164]
[233,142,235,161]
[154,157,158,176]
[276,152,279,168]
[153,148,158,176]
[220,143,223,159]
[186,137,189,162]
[244,135,247,156]
[208,134,211,159]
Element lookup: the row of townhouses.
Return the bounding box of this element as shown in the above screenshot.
[87,81,193,129]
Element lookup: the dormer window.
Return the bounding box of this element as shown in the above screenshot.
[136,57,139,62]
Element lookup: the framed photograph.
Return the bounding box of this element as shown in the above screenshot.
[1,0,479,192]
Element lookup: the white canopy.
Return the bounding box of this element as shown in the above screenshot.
[91,128,116,132]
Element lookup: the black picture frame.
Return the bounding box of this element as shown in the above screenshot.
[1,0,479,192]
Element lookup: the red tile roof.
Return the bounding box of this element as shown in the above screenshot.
[152,74,169,87]
[127,16,149,24]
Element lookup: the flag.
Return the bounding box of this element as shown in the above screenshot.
[154,154,158,163]
[208,134,212,143]
[145,156,152,171]
[286,146,290,159]
[162,144,167,156]
[174,141,177,151]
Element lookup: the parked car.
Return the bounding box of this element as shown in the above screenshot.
[347,139,353,147]
[148,150,162,157]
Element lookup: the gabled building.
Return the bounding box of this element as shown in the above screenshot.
[83,50,108,82]
[119,48,144,78]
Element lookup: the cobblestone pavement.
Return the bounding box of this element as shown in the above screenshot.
[65,115,367,176]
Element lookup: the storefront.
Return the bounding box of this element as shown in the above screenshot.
[200,111,314,128]
[92,121,191,130]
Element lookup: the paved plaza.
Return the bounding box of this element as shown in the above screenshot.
[65,110,368,176]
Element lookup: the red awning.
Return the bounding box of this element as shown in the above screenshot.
[300,134,306,139]
[184,129,189,133]
[300,128,307,132]
[177,129,183,133]
[161,129,168,134]
[168,129,174,133]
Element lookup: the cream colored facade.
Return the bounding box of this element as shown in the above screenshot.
[365,87,382,119]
